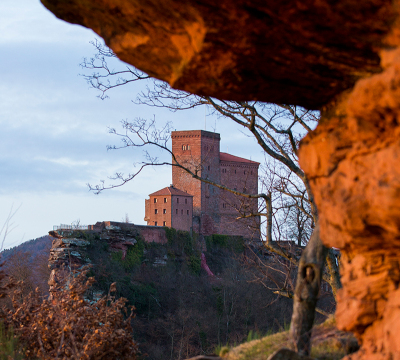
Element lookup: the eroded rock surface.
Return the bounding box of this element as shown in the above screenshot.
[48,227,139,297]
[299,37,400,360]
[40,0,395,108]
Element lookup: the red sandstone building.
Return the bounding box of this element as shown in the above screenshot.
[144,130,260,239]
[144,186,193,231]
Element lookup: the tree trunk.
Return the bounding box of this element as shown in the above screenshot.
[290,224,328,356]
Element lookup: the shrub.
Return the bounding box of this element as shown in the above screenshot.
[188,254,201,275]
[111,240,145,270]
[206,234,244,253]
[5,267,138,359]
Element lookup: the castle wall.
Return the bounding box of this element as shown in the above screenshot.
[89,221,168,244]
[171,195,193,232]
[171,130,221,235]
[150,130,263,239]
[138,225,168,244]
[146,194,172,227]
[143,184,195,233]
[219,160,260,239]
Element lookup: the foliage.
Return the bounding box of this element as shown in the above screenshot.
[166,228,194,255]
[164,226,177,245]
[0,322,24,360]
[4,267,138,360]
[111,240,145,270]
[188,254,201,275]
[246,330,263,342]
[206,234,244,253]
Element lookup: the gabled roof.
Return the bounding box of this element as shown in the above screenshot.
[149,186,193,197]
[220,152,260,165]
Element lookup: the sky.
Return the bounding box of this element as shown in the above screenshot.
[0,0,265,249]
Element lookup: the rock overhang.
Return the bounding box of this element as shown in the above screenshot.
[40,0,396,109]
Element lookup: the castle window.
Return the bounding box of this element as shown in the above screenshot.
[176,209,178,214]
[187,145,191,150]
[235,170,236,174]
[155,209,158,214]
[208,166,210,170]
[177,198,179,204]
[222,203,226,208]
[187,210,189,215]
[154,198,157,203]
[185,198,187,204]
[163,209,167,214]
[164,197,167,203]
[163,221,167,226]
[251,171,253,175]
[182,145,187,150]
[244,170,246,174]
[154,221,158,226]
[181,209,183,215]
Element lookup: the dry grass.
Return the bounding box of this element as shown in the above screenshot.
[220,316,357,360]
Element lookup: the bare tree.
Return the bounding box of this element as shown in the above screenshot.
[81,40,341,355]
[0,205,20,251]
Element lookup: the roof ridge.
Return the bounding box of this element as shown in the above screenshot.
[220,152,260,164]
[149,186,193,197]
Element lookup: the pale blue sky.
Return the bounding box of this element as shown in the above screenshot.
[0,0,264,249]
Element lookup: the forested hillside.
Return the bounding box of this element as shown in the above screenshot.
[0,229,334,359]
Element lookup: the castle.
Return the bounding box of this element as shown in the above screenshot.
[144,130,260,239]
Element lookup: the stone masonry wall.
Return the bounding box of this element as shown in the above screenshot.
[219,160,260,239]
[172,130,221,235]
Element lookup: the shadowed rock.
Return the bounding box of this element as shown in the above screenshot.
[40,0,395,108]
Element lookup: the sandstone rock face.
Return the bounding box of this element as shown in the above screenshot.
[40,0,395,108]
[299,40,400,360]
[48,227,139,297]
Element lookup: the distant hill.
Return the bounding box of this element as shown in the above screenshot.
[0,235,53,296]
[0,235,53,263]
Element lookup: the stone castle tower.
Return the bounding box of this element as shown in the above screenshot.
[145,130,260,239]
